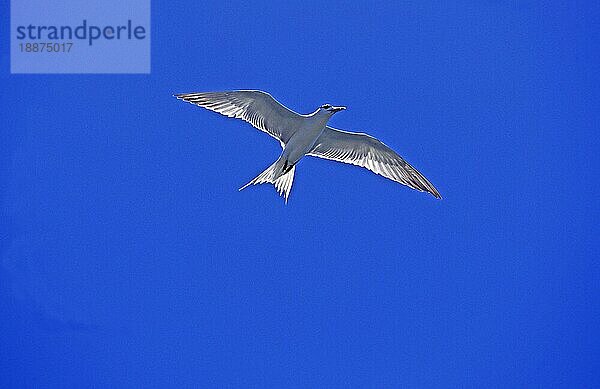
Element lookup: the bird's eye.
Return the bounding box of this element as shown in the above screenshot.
[321,104,332,109]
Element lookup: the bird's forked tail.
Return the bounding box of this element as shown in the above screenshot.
[239,160,296,203]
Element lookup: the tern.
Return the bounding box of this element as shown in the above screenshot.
[175,90,441,202]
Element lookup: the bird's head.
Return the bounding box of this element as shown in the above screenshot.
[318,103,346,115]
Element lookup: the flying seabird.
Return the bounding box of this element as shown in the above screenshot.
[175,90,441,202]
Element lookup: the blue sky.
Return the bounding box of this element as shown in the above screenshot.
[1,1,599,387]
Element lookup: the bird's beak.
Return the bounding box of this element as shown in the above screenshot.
[331,106,346,112]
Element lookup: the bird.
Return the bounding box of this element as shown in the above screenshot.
[175,90,441,202]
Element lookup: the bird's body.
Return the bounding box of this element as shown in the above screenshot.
[175,90,441,202]
[281,111,328,166]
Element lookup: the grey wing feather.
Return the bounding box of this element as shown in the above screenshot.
[175,90,302,146]
[308,126,442,199]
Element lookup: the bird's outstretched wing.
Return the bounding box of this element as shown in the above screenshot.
[308,126,441,198]
[175,90,302,146]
